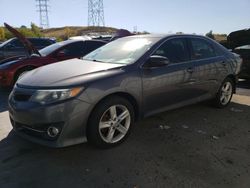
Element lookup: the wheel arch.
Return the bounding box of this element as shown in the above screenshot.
[226,74,237,93]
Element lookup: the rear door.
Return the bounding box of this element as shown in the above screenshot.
[188,37,227,96]
[142,37,199,116]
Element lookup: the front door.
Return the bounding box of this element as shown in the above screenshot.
[142,37,199,116]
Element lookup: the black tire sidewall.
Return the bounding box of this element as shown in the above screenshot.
[87,96,135,148]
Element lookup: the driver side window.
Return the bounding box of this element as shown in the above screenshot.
[153,38,189,64]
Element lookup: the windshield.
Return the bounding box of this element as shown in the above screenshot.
[39,42,66,56]
[0,38,13,47]
[83,37,159,64]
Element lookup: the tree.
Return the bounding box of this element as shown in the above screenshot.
[0,27,5,41]
[31,23,43,37]
[206,30,215,39]
[18,27,36,37]
[63,27,77,40]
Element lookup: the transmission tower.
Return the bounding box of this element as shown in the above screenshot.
[88,0,105,27]
[36,0,50,28]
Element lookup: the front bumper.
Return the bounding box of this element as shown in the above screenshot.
[8,87,92,148]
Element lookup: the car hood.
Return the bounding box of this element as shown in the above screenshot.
[4,23,41,57]
[17,59,125,88]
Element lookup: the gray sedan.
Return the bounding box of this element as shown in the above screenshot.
[8,34,242,148]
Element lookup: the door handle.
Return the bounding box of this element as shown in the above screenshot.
[186,67,194,73]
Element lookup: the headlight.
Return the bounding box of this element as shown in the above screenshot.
[30,87,83,104]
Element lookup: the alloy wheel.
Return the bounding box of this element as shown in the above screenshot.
[98,105,131,144]
[220,81,233,105]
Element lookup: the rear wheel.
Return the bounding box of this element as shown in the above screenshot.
[87,96,134,148]
[214,77,234,108]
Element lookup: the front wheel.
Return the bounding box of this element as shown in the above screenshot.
[87,96,135,148]
[214,77,234,108]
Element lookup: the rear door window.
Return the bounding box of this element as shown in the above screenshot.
[190,38,216,60]
[153,38,190,64]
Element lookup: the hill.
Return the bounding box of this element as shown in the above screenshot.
[214,34,227,42]
[42,26,118,40]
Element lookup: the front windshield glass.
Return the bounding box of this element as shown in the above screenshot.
[39,42,66,56]
[0,39,13,47]
[83,37,159,64]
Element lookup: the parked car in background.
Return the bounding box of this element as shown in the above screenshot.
[227,28,250,50]
[110,29,134,41]
[0,22,107,87]
[233,45,250,80]
[0,39,106,87]
[0,23,56,61]
[9,34,242,148]
[0,37,55,60]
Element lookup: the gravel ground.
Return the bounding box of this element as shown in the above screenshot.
[0,82,250,188]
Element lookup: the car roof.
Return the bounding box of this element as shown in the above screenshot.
[57,39,106,46]
[9,37,54,41]
[125,34,206,40]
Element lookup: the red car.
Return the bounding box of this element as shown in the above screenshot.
[0,24,106,87]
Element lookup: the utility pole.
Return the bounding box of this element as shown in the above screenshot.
[36,0,50,28]
[88,0,105,27]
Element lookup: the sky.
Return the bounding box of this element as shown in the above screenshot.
[0,0,249,35]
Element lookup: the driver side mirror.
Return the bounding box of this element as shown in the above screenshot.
[143,55,170,68]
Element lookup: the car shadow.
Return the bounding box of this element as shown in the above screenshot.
[0,102,250,187]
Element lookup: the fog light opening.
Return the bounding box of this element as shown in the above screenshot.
[47,127,59,138]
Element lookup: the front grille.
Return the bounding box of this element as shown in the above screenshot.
[13,121,47,139]
[14,94,32,101]
[10,117,64,141]
[11,86,34,102]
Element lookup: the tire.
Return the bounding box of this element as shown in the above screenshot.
[87,96,135,148]
[214,77,234,108]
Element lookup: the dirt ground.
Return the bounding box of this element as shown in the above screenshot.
[0,81,250,188]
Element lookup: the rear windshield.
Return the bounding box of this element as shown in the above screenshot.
[29,39,54,47]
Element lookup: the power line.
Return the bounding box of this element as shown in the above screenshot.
[36,0,50,28]
[88,0,105,27]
